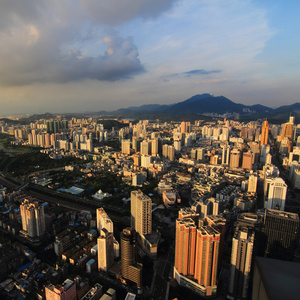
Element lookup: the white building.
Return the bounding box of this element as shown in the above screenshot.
[264,177,287,211]
[96,208,114,234]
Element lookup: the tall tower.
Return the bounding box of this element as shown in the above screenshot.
[228,226,254,300]
[151,139,159,156]
[194,226,220,296]
[131,190,152,235]
[180,121,186,133]
[96,208,113,234]
[98,228,114,272]
[260,119,269,147]
[174,218,197,275]
[120,228,142,289]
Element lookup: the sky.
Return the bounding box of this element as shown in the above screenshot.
[0,0,299,116]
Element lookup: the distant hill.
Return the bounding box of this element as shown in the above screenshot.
[102,93,274,120]
[167,94,245,115]
[5,94,299,123]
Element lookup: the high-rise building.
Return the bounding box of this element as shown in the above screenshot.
[140,141,150,155]
[120,228,142,290]
[98,228,114,272]
[151,139,158,156]
[228,226,254,300]
[280,120,294,141]
[192,198,219,218]
[260,119,269,147]
[20,199,45,238]
[45,279,76,300]
[229,148,241,168]
[174,218,197,276]
[193,226,220,297]
[264,177,287,211]
[205,215,226,273]
[263,209,299,260]
[242,151,253,170]
[131,190,152,235]
[247,172,258,193]
[122,139,131,155]
[168,145,175,161]
[96,208,113,234]
[133,154,141,167]
[221,145,230,165]
[197,148,205,161]
[174,140,181,152]
[174,216,220,298]
[162,144,169,158]
[180,121,186,133]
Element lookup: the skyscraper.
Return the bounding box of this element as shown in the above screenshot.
[260,119,269,147]
[131,190,152,235]
[120,228,142,290]
[151,139,159,156]
[20,199,45,238]
[229,148,241,168]
[98,228,114,272]
[174,216,220,297]
[174,218,197,276]
[280,120,294,141]
[96,208,113,234]
[228,226,254,300]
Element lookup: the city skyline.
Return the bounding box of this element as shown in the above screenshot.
[0,0,300,116]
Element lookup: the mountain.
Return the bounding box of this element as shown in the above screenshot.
[167,94,245,115]
[12,93,299,123]
[105,93,274,119]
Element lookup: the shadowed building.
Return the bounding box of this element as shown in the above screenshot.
[228,226,255,300]
[120,228,142,290]
[263,209,299,260]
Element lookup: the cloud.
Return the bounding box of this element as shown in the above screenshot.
[0,1,145,86]
[160,69,221,81]
[79,0,177,26]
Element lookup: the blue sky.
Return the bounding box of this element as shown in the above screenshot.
[0,0,299,116]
